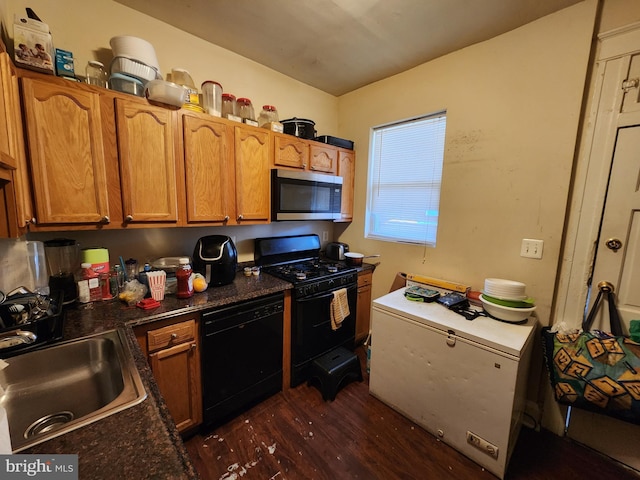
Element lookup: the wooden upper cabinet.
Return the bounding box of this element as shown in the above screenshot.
[21,77,110,226]
[234,125,271,223]
[181,112,235,224]
[0,53,18,170]
[0,53,32,234]
[337,149,355,222]
[273,133,309,170]
[273,133,338,174]
[115,99,179,225]
[309,143,338,174]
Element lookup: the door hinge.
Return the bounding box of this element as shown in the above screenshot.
[622,78,639,92]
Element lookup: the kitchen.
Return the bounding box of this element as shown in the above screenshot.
[0,0,639,478]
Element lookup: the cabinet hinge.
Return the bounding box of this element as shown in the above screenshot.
[622,78,639,92]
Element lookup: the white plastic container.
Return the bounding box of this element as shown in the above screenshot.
[145,79,187,107]
[201,80,223,117]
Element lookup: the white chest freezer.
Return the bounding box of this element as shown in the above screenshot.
[369,288,536,479]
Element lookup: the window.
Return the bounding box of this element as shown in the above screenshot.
[365,111,446,245]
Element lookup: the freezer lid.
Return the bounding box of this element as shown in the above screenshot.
[372,288,535,357]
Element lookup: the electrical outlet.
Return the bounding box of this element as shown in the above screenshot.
[322,231,329,242]
[520,239,543,259]
[466,431,499,458]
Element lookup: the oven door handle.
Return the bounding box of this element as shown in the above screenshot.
[297,284,357,304]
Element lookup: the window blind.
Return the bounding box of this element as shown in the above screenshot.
[366,112,446,245]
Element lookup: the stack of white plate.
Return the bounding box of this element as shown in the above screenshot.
[480,278,536,322]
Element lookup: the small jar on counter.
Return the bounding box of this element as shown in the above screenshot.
[258,105,279,127]
[221,93,237,119]
[236,97,255,122]
[85,61,108,89]
[176,257,194,299]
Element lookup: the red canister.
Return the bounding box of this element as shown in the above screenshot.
[176,257,194,299]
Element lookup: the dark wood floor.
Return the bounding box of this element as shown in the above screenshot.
[184,347,639,480]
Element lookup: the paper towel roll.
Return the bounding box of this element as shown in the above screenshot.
[0,406,12,453]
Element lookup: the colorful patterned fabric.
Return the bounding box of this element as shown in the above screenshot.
[542,327,640,425]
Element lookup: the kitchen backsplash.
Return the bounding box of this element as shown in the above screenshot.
[0,222,338,293]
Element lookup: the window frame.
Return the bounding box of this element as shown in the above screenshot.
[365,110,447,246]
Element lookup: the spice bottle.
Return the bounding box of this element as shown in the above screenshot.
[176,257,194,299]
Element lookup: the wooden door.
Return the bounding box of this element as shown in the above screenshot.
[149,340,202,432]
[309,143,338,174]
[588,124,640,331]
[182,113,235,224]
[116,99,179,224]
[273,133,309,170]
[234,125,271,223]
[337,149,355,222]
[22,78,110,225]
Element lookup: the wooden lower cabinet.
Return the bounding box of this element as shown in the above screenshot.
[134,315,202,433]
[356,270,373,344]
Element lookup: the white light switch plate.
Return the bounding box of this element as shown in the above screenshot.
[521,239,543,259]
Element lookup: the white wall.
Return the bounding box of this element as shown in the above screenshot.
[1,0,338,131]
[337,1,599,327]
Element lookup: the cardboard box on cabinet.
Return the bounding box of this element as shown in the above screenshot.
[13,15,54,74]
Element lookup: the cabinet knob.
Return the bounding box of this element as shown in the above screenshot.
[125,215,134,222]
[190,343,196,350]
[29,217,36,225]
[237,214,244,221]
[170,333,178,339]
[100,215,110,224]
[224,215,229,222]
[302,163,307,169]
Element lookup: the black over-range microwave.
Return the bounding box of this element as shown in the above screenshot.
[271,169,342,221]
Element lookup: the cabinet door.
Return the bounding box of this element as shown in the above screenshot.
[309,143,338,174]
[273,133,309,170]
[234,125,270,223]
[0,53,32,234]
[22,78,110,225]
[182,113,235,224]
[356,271,372,343]
[0,53,18,170]
[149,340,202,432]
[116,99,179,224]
[337,149,355,222]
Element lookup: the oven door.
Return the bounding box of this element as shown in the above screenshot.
[291,283,357,386]
[271,169,342,221]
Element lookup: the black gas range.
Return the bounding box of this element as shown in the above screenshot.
[255,234,358,387]
[262,258,357,297]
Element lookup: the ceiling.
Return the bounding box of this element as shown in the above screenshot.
[116,0,583,96]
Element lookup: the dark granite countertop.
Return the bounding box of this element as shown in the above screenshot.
[22,273,292,479]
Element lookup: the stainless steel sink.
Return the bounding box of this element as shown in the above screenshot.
[0,329,147,452]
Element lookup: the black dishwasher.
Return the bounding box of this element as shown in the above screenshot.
[201,292,284,429]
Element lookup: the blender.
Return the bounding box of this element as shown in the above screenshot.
[44,238,81,304]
